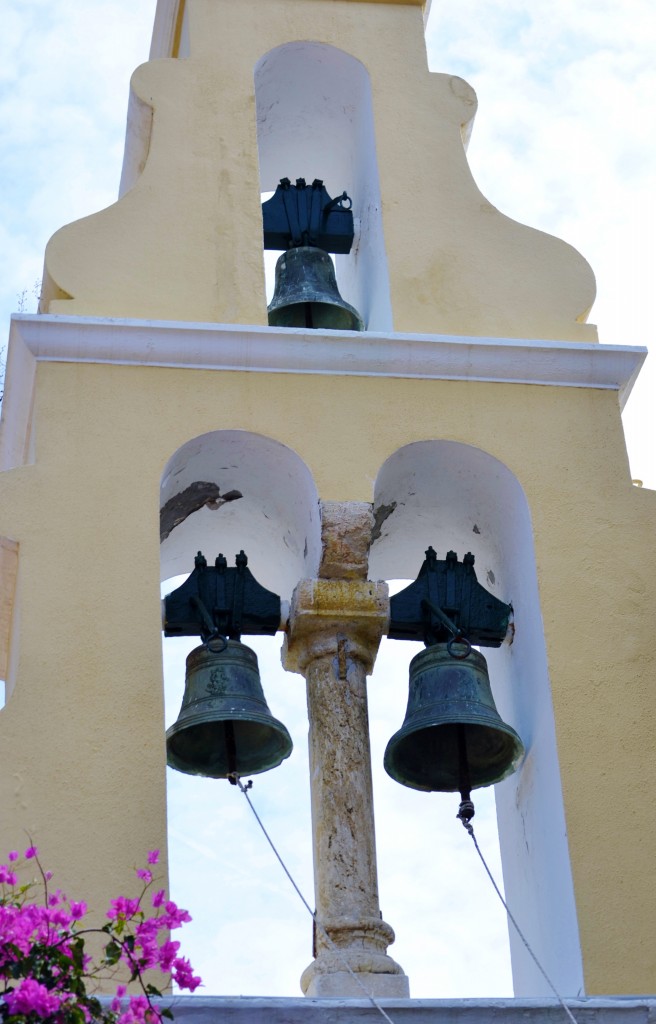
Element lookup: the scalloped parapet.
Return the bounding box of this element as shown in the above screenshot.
[41,0,596,342]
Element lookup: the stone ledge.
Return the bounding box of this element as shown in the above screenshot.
[128,996,656,1024]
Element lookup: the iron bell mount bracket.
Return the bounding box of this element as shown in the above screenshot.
[262,177,355,254]
[163,550,282,647]
[388,546,512,650]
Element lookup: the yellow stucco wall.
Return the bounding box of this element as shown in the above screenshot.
[0,359,654,992]
[41,0,596,341]
[5,0,651,998]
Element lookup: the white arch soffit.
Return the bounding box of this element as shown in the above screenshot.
[159,430,321,601]
[369,440,585,997]
[254,41,393,332]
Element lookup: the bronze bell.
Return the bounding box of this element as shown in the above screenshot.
[166,640,293,779]
[268,246,364,331]
[384,643,524,793]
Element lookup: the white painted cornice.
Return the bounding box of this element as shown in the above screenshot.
[8,314,646,406]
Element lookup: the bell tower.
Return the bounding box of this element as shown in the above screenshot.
[0,0,654,1005]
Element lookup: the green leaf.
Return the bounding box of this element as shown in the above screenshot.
[103,940,121,966]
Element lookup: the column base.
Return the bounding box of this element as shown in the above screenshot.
[301,948,409,999]
[303,971,410,998]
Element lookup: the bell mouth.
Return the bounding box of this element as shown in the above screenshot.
[166,715,293,779]
[267,246,364,331]
[384,719,524,793]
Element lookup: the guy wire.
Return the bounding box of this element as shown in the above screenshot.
[459,812,579,1024]
[231,775,397,1024]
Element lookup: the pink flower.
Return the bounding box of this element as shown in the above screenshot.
[107,896,140,921]
[69,900,87,920]
[0,845,201,1021]
[5,978,62,1016]
[156,939,181,972]
[172,955,202,991]
[163,901,191,928]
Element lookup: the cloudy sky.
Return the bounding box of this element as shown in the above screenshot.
[1,0,654,1003]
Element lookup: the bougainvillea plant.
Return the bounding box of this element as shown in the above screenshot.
[0,846,201,1023]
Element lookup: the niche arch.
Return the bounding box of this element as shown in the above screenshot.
[160,430,321,600]
[254,41,392,331]
[369,440,584,997]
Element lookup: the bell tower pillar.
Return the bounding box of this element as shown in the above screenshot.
[0,0,654,1004]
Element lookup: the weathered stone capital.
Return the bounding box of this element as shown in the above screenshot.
[281,578,389,677]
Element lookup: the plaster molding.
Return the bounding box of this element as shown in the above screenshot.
[8,315,646,407]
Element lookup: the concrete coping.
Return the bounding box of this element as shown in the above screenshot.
[118,996,656,1024]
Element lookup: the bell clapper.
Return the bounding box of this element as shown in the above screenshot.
[225,720,238,784]
[456,721,476,828]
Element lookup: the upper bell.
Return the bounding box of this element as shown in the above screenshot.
[268,246,364,331]
[384,643,524,793]
[166,640,293,779]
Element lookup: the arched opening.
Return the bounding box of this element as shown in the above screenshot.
[254,42,392,331]
[160,429,321,599]
[369,440,584,997]
[159,431,320,994]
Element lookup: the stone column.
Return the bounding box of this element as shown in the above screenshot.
[282,503,409,998]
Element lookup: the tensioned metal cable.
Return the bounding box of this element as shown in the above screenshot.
[232,773,579,1024]
[457,811,579,1024]
[231,775,397,1024]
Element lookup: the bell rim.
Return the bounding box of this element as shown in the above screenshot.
[166,712,293,779]
[384,719,525,793]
